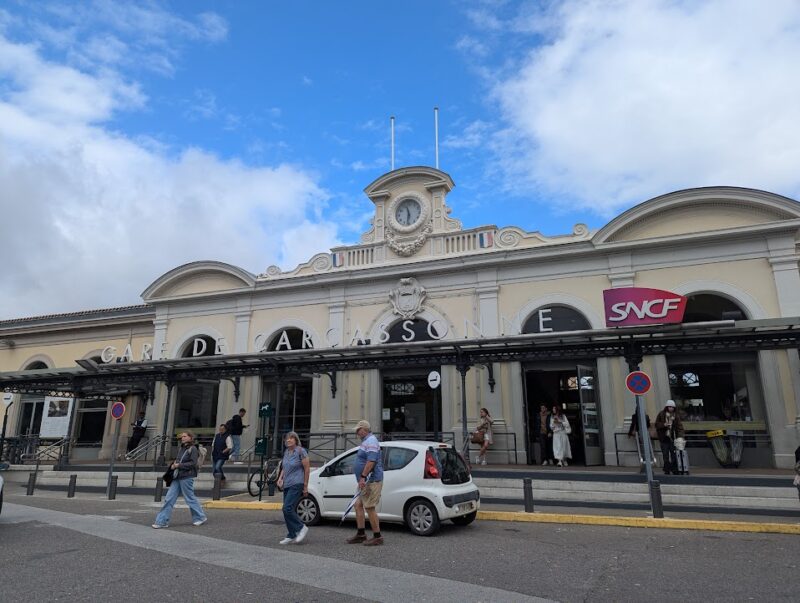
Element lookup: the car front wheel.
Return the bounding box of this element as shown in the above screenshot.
[405,498,440,536]
[451,510,477,526]
[296,495,321,525]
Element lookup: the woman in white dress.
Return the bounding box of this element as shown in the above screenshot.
[549,405,572,467]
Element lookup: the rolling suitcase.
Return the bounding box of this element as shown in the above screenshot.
[674,448,690,475]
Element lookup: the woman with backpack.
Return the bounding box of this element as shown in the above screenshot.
[276,431,311,544]
[152,431,208,529]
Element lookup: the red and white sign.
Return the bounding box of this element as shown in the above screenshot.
[603,287,687,327]
[111,401,126,420]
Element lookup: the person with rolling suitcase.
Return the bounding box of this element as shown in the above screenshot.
[655,400,685,475]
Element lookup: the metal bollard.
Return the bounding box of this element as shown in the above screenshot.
[67,474,77,498]
[108,475,118,500]
[523,477,535,513]
[26,471,36,496]
[154,478,163,502]
[649,480,664,518]
[212,475,222,501]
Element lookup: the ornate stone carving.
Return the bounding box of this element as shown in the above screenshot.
[387,223,433,257]
[259,265,282,278]
[311,253,333,272]
[389,277,427,320]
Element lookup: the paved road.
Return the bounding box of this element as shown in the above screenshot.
[1,491,798,602]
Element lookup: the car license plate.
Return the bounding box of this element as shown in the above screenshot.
[456,502,474,513]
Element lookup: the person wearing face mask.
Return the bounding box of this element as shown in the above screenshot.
[655,400,685,475]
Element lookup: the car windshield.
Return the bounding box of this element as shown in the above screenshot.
[432,447,470,485]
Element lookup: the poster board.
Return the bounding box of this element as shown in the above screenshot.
[40,396,74,438]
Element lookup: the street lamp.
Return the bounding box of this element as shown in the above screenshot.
[1,392,14,462]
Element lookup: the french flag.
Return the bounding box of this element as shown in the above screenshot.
[331,252,345,267]
[479,231,494,248]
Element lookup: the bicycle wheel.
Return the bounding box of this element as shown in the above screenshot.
[247,470,264,497]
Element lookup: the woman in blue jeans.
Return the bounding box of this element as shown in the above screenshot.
[152,431,208,528]
[276,431,310,544]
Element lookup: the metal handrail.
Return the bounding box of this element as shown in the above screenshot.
[125,434,167,462]
[466,430,518,464]
[21,437,67,463]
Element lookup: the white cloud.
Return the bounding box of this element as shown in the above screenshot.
[0,32,334,319]
[443,120,492,149]
[490,0,800,213]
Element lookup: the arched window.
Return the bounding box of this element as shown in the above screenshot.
[24,361,48,370]
[385,319,442,343]
[683,294,747,322]
[175,335,218,432]
[179,335,217,358]
[267,328,313,351]
[523,305,591,334]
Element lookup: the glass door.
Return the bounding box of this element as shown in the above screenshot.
[577,365,603,466]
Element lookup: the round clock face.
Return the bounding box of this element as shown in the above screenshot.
[395,198,422,226]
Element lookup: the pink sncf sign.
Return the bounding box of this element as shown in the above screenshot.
[603,287,687,327]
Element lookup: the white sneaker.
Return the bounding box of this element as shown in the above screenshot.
[295,524,309,544]
[192,518,207,526]
[279,537,295,545]
[480,460,487,466]
[563,460,569,467]
[152,524,168,529]
[556,460,563,467]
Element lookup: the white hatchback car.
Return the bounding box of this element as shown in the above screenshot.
[296,441,480,536]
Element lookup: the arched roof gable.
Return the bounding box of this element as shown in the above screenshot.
[594,187,800,244]
[364,166,454,196]
[142,261,256,301]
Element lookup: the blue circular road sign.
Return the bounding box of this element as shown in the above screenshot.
[110,401,126,420]
[625,371,652,395]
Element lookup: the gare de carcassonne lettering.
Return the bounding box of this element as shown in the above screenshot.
[99,288,688,364]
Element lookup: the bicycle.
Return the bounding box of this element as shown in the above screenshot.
[247,456,282,497]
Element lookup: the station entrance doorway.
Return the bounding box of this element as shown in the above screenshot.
[381,369,442,438]
[523,363,603,466]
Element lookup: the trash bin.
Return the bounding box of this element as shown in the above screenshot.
[706,429,743,468]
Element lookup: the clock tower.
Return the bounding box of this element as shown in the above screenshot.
[360,166,461,258]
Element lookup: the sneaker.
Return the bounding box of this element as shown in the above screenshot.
[556,460,563,467]
[346,534,367,544]
[480,460,487,465]
[363,536,384,546]
[233,461,244,465]
[295,525,309,544]
[279,537,295,545]
[192,518,207,527]
[151,524,168,529]
[563,460,568,467]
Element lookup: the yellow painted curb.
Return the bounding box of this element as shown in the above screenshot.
[201,501,799,535]
[476,510,800,535]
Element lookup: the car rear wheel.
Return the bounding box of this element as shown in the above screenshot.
[405,498,440,536]
[296,495,321,525]
[451,510,477,526]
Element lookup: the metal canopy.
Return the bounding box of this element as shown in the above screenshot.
[1,318,799,397]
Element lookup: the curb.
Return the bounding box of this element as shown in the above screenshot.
[202,500,800,535]
[477,510,800,535]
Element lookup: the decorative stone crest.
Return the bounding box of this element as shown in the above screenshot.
[389,277,427,320]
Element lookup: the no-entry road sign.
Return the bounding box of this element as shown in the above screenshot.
[625,371,652,395]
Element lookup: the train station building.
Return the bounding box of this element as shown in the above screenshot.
[2,166,800,468]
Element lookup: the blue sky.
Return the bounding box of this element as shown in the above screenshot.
[2,1,800,318]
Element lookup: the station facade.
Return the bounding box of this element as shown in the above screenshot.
[2,167,800,468]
